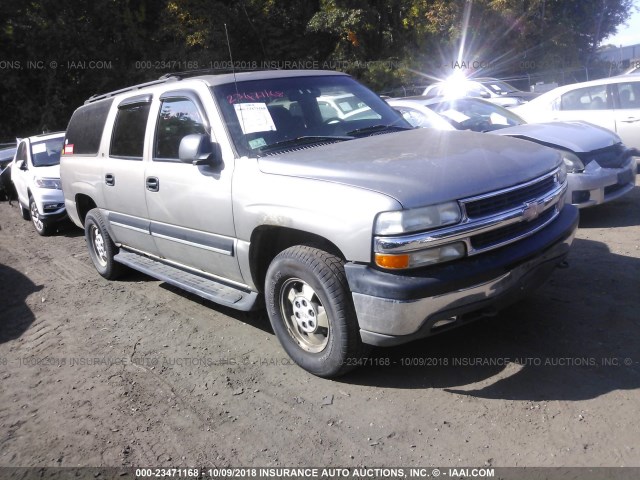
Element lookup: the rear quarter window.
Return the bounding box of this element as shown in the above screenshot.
[65,98,113,155]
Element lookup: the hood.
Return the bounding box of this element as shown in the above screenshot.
[258,129,561,209]
[490,121,621,153]
[33,164,60,179]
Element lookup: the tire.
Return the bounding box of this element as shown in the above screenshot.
[29,196,53,236]
[84,208,123,280]
[265,245,369,377]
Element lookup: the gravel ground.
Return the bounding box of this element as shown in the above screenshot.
[0,181,639,469]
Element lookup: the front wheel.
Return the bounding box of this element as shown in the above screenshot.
[84,208,123,280]
[265,245,369,377]
[29,196,53,236]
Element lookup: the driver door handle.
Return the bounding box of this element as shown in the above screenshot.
[146,176,159,192]
[105,174,115,186]
[620,117,640,123]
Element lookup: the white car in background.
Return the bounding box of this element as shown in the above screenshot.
[10,132,66,235]
[423,77,538,107]
[513,75,640,152]
[317,93,380,122]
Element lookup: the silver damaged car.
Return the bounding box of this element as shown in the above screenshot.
[389,96,638,208]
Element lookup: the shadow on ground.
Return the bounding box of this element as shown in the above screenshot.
[579,185,640,229]
[0,263,41,344]
[342,236,639,401]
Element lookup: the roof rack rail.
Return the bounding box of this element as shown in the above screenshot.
[34,130,65,137]
[85,77,180,104]
[159,67,261,80]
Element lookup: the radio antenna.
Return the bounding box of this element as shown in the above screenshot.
[224,23,238,85]
[224,23,246,134]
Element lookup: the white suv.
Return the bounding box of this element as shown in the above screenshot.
[11,132,66,235]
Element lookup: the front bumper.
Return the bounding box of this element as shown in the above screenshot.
[34,188,67,222]
[568,156,637,208]
[345,205,579,347]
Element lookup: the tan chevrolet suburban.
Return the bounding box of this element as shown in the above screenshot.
[60,70,578,377]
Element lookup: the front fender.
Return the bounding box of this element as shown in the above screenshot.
[233,160,401,264]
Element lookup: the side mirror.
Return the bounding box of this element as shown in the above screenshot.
[480,91,491,99]
[16,160,27,171]
[178,134,219,166]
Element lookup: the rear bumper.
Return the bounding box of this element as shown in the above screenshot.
[345,205,579,347]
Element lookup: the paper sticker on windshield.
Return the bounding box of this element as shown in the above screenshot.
[248,137,267,150]
[441,109,469,123]
[32,143,46,154]
[491,84,503,91]
[338,101,353,112]
[489,113,509,125]
[234,103,276,134]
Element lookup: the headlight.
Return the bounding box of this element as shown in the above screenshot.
[559,151,584,173]
[375,202,462,235]
[557,162,568,184]
[34,177,62,189]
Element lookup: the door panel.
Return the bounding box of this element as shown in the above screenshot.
[614,110,640,148]
[144,161,242,283]
[101,159,156,253]
[11,141,29,207]
[101,99,157,254]
[144,93,242,284]
[613,82,640,148]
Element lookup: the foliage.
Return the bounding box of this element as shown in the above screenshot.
[0,0,634,138]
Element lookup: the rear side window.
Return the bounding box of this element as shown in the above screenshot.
[110,101,151,159]
[616,82,640,109]
[65,98,113,155]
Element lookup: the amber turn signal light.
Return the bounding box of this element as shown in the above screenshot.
[374,253,410,269]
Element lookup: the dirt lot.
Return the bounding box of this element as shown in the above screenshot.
[1,182,639,470]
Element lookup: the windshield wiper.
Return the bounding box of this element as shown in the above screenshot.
[346,124,413,136]
[257,135,352,155]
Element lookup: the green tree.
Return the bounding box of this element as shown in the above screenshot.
[0,0,635,138]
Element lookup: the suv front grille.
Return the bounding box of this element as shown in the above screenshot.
[464,175,555,219]
[471,208,555,250]
[373,168,567,262]
[460,171,562,255]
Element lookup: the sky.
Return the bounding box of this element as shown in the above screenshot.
[603,1,640,46]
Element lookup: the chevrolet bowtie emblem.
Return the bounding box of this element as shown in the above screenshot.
[522,201,544,222]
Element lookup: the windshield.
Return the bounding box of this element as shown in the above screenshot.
[427,98,525,132]
[480,80,518,95]
[389,102,456,131]
[30,137,64,167]
[211,75,410,156]
[0,146,17,163]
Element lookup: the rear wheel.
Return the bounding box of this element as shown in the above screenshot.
[29,196,52,236]
[84,208,123,280]
[265,245,369,377]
